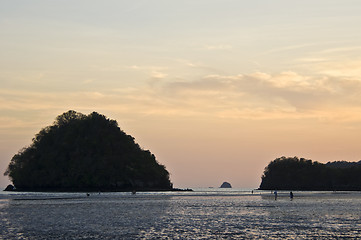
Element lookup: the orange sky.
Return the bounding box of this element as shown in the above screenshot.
[1,1,361,189]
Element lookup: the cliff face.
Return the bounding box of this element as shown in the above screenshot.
[259,156,361,191]
[4,111,173,192]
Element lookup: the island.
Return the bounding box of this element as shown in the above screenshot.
[259,156,361,191]
[220,182,232,188]
[4,110,175,192]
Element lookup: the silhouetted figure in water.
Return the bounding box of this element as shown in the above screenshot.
[290,191,294,201]
[132,190,136,195]
[274,190,278,200]
[86,193,90,197]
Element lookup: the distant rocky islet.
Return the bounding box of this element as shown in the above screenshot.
[220,182,232,188]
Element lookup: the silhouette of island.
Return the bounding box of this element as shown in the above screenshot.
[4,110,175,192]
[259,156,361,191]
[220,182,232,188]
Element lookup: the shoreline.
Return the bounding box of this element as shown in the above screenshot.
[3,186,193,193]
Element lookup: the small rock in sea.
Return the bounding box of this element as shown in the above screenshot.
[220,182,232,188]
[4,184,15,191]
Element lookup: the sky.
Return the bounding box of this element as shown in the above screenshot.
[1,0,361,189]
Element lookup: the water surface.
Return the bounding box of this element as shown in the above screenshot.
[1,189,361,239]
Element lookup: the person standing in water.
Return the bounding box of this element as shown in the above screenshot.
[274,190,278,200]
[290,191,294,201]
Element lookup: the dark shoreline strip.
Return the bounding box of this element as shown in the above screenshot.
[12,197,86,201]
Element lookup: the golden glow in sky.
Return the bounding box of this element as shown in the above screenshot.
[1,1,361,188]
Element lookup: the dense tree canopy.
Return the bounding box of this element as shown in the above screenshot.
[4,110,173,191]
[259,156,361,191]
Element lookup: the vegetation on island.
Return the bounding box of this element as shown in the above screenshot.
[259,156,361,191]
[4,110,173,192]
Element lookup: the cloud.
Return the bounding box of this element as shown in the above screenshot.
[152,71,361,121]
[296,46,361,80]
[1,69,361,124]
[203,44,232,50]
[296,58,328,63]
[0,116,32,130]
[260,43,316,56]
[151,71,167,79]
[319,46,361,54]
[317,60,361,79]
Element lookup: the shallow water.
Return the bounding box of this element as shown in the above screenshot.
[1,189,361,239]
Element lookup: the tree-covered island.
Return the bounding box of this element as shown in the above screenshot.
[4,110,174,192]
[259,156,361,191]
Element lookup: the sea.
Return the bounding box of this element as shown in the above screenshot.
[1,188,361,239]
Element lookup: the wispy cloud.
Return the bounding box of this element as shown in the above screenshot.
[1,68,361,125]
[149,71,361,121]
[319,46,361,54]
[259,43,316,56]
[296,58,328,63]
[151,71,167,79]
[316,60,361,79]
[203,44,232,50]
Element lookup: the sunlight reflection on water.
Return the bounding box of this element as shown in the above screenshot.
[1,189,361,239]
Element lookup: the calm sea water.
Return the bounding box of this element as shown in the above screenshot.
[1,189,361,239]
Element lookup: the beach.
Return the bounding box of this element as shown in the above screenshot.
[1,189,361,239]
